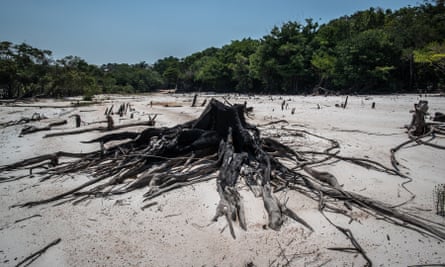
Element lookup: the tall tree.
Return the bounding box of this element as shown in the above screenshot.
[333,29,400,92]
[153,56,181,88]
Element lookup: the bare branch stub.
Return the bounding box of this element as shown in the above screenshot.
[408,100,429,136]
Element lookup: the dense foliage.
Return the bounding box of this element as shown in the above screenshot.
[1,1,444,98]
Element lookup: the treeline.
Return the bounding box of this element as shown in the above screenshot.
[1,1,444,99]
[0,47,164,99]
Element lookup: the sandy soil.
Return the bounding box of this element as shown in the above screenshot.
[0,93,444,266]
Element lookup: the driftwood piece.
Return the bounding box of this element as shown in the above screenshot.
[141,201,158,210]
[14,214,42,224]
[15,238,61,267]
[19,119,67,136]
[0,113,48,129]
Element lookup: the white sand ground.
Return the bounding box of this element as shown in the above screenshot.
[0,93,444,266]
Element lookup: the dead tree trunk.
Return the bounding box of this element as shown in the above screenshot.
[433,112,445,122]
[71,114,81,128]
[342,96,349,109]
[408,100,429,136]
[107,115,114,130]
[191,94,198,107]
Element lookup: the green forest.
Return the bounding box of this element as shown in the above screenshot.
[1,1,444,99]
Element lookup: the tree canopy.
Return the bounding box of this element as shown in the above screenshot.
[1,1,444,98]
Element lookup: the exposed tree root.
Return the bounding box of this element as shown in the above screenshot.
[390,100,445,197]
[321,208,372,266]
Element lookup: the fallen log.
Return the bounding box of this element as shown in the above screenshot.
[43,120,155,138]
[433,112,445,122]
[19,119,67,136]
[0,112,48,128]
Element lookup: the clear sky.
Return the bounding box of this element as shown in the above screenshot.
[0,0,420,65]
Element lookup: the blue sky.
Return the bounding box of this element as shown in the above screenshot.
[0,0,420,65]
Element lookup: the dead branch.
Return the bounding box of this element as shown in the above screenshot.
[15,238,61,267]
[257,120,289,127]
[324,215,372,266]
[141,201,158,210]
[14,214,42,224]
